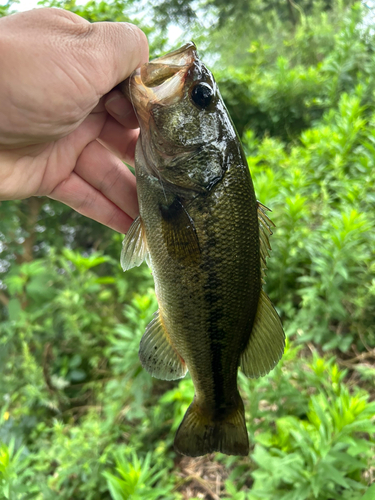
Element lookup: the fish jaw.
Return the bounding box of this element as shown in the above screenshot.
[123,43,228,193]
[121,42,197,133]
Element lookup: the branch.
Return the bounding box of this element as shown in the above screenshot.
[19,197,44,263]
[0,292,9,307]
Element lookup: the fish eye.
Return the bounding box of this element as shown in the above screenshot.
[191,83,214,109]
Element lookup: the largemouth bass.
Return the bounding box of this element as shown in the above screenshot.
[120,42,284,457]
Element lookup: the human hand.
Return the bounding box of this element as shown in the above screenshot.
[0,8,149,232]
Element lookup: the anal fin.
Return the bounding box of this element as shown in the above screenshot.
[240,290,285,378]
[139,311,187,380]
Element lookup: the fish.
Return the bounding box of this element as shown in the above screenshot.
[120,42,285,457]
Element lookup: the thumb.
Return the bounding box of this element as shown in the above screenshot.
[84,20,149,94]
[1,9,149,98]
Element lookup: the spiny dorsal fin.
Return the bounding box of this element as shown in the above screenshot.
[257,202,275,282]
[240,290,285,378]
[139,311,188,380]
[121,216,149,271]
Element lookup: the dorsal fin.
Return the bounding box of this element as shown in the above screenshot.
[238,202,285,378]
[257,202,275,282]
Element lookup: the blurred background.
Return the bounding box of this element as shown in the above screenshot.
[1,0,375,498]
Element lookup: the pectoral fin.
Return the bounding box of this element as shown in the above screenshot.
[121,216,149,271]
[139,311,188,380]
[160,198,201,266]
[240,290,285,378]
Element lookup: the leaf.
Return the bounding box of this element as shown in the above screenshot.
[7,298,21,322]
[361,484,375,500]
[321,463,350,488]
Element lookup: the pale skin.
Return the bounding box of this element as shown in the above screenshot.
[0,8,149,233]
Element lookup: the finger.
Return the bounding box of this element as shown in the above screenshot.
[98,115,139,165]
[74,140,139,219]
[36,111,108,195]
[105,90,139,129]
[49,171,134,234]
[91,95,107,114]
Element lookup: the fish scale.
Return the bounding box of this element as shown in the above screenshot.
[120,42,285,456]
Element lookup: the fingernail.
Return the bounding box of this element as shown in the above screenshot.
[106,95,133,118]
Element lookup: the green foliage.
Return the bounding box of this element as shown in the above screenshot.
[249,386,375,499]
[0,0,15,17]
[103,451,175,499]
[362,484,375,500]
[214,2,375,139]
[152,0,353,36]
[246,88,375,352]
[0,248,157,498]
[0,438,29,499]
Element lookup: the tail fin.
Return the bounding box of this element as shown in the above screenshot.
[174,397,249,457]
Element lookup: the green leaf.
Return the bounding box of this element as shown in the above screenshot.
[7,298,21,322]
[361,484,375,500]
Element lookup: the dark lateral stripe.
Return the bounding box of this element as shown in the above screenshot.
[202,226,228,415]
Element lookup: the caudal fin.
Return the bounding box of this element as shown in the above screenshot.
[174,397,249,457]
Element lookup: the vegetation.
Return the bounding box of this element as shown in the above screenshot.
[0,0,374,498]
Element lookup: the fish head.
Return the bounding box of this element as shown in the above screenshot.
[122,42,237,192]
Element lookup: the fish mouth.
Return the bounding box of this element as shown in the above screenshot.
[121,42,197,128]
[140,42,197,87]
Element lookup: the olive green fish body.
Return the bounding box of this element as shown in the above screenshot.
[138,141,259,387]
[121,43,285,457]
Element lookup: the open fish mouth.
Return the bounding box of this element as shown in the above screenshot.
[122,42,197,127]
[140,42,197,87]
